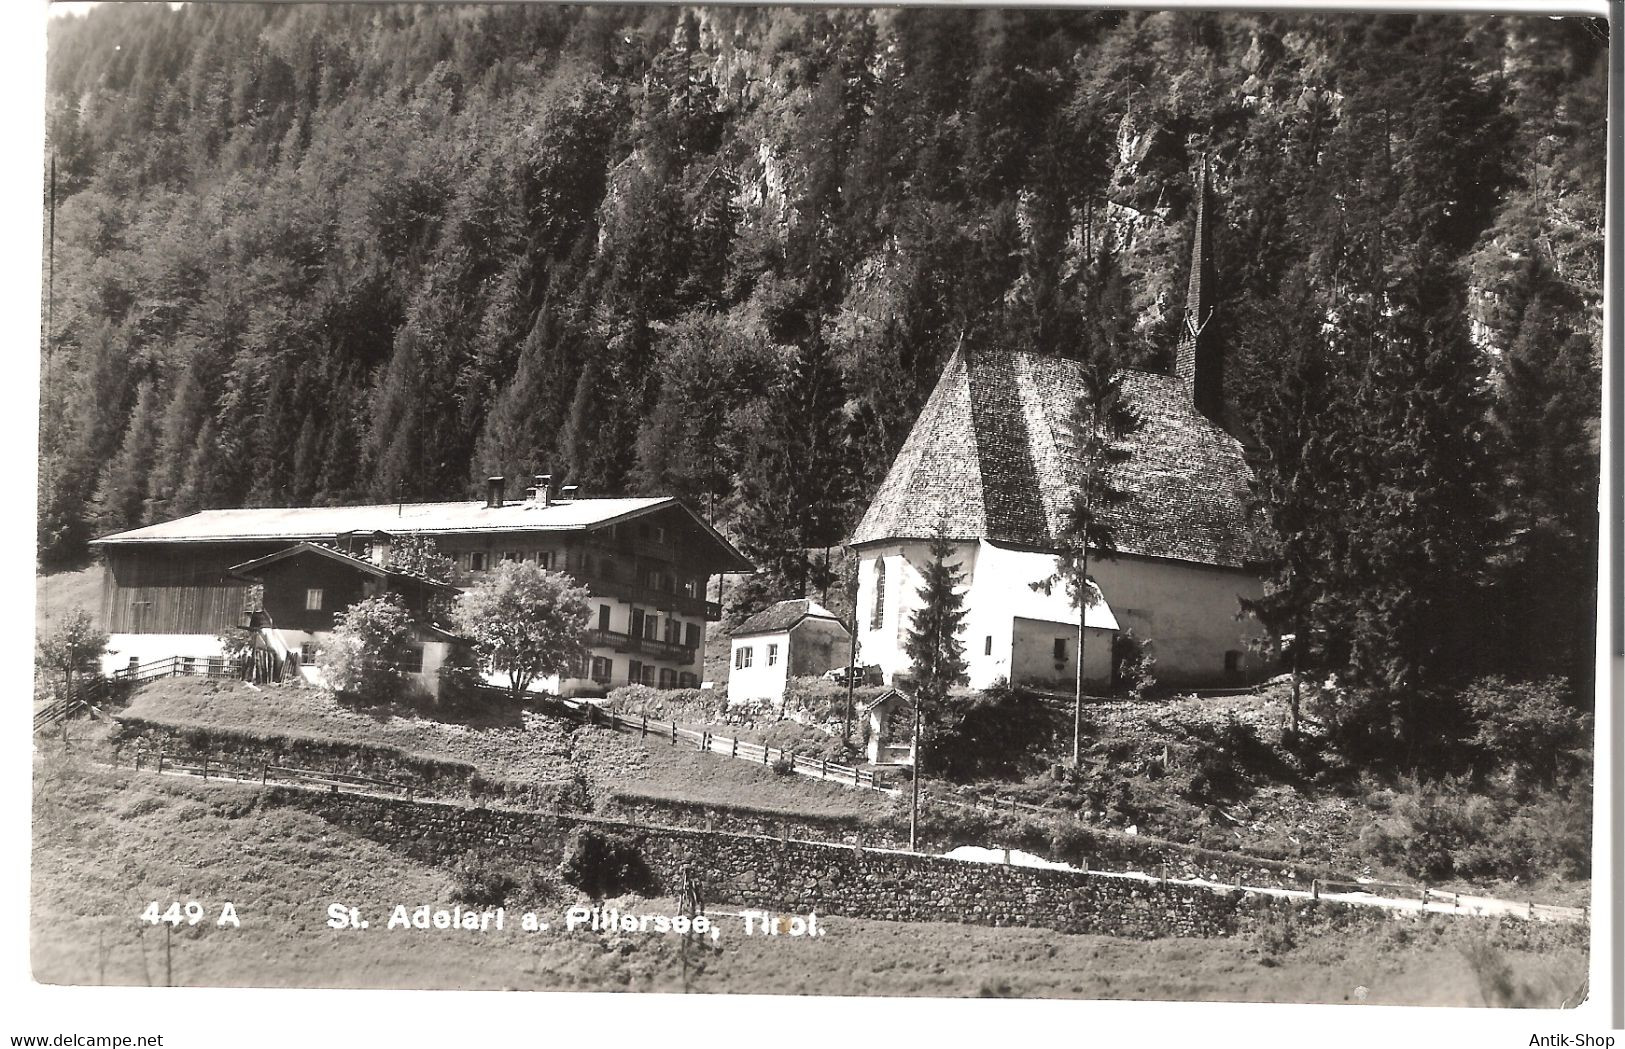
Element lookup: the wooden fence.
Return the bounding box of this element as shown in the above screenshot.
[480,684,884,791]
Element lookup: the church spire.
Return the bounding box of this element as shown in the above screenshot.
[1176,156,1223,420]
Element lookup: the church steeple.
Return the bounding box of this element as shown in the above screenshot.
[1176,156,1223,420]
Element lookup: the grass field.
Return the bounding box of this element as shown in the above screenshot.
[121,678,893,819]
[34,564,101,638]
[30,755,1586,1004]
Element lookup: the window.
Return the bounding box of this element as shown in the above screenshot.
[591,657,612,683]
[736,646,754,669]
[1054,638,1068,661]
[684,623,701,649]
[1224,650,1243,678]
[629,659,643,684]
[643,614,658,640]
[871,559,886,629]
[654,525,666,544]
[665,618,681,644]
[985,636,993,656]
[503,551,519,562]
[658,668,676,689]
[641,664,656,686]
[598,605,611,632]
[539,550,554,570]
[767,643,779,667]
[300,642,317,666]
[630,608,644,638]
[401,644,425,674]
[469,552,488,572]
[678,672,698,689]
[305,588,324,611]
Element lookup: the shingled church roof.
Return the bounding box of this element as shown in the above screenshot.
[849,347,1258,569]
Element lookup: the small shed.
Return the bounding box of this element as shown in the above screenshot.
[727,599,851,705]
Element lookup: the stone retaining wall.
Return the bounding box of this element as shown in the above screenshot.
[265,786,1580,948]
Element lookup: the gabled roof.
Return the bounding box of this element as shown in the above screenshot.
[227,542,460,592]
[849,347,1258,569]
[732,598,849,639]
[93,495,755,574]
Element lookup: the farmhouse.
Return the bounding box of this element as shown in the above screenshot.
[849,175,1268,691]
[90,476,754,697]
[726,598,851,705]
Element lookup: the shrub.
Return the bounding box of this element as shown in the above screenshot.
[928,680,1057,782]
[451,853,520,908]
[557,828,651,898]
[1460,676,1590,788]
[1112,630,1158,699]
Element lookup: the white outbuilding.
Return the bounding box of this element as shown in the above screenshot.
[726,599,851,705]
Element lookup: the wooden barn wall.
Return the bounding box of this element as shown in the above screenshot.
[102,543,283,634]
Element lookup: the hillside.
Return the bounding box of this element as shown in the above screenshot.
[120,677,890,819]
[31,752,1587,1003]
[38,8,1605,707]
[34,564,101,637]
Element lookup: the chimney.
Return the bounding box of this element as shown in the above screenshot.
[532,474,552,508]
[1176,156,1223,421]
[369,533,392,568]
[560,484,580,501]
[485,476,505,509]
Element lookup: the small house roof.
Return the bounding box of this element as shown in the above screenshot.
[732,598,849,639]
[849,347,1259,568]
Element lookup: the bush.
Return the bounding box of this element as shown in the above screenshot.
[451,853,520,908]
[1460,676,1590,788]
[928,680,1057,782]
[1356,771,1593,883]
[557,828,652,898]
[1112,630,1158,699]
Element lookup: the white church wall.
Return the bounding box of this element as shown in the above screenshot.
[856,539,1266,690]
[1088,555,1267,687]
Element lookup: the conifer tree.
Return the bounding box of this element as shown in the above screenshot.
[901,521,968,849]
[90,379,160,537]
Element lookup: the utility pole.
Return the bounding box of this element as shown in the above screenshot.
[908,691,922,852]
[842,549,858,743]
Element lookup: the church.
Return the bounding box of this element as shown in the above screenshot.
[848,169,1269,692]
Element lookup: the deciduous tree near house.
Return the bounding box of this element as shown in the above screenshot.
[453,560,592,700]
[317,593,413,704]
[36,608,108,699]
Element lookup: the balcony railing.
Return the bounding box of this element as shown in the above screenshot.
[586,628,699,665]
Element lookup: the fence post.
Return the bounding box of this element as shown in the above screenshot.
[731,737,738,758]
[701,730,709,752]
[641,715,648,738]
[1311,879,1319,901]
[261,764,268,786]
[200,758,208,781]
[156,753,165,775]
[671,722,677,746]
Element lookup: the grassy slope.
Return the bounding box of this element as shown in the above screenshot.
[31,757,1586,1004]
[35,565,102,637]
[121,678,891,819]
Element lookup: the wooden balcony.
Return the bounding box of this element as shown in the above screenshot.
[586,628,699,666]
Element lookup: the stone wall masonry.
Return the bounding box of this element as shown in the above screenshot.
[263,785,1582,949]
[110,716,579,809]
[599,791,1337,893]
